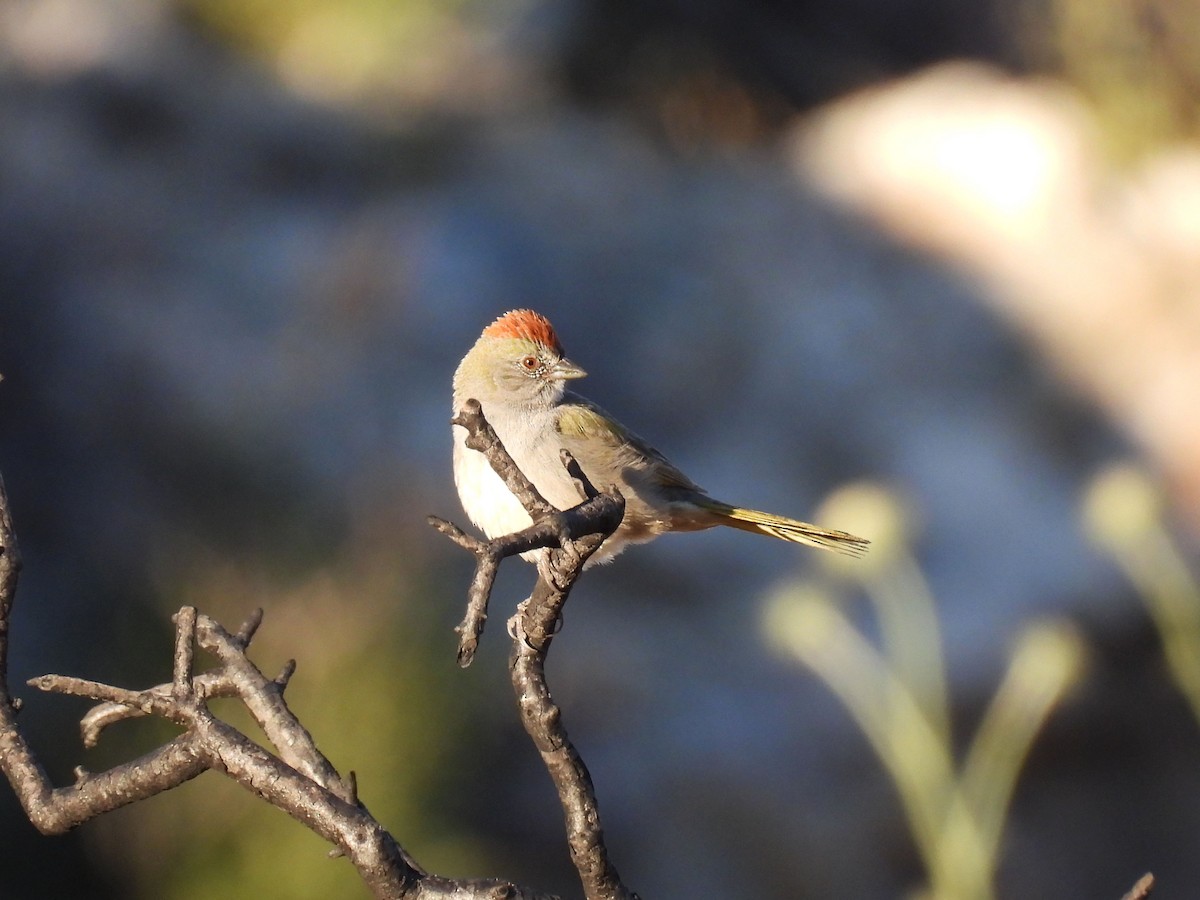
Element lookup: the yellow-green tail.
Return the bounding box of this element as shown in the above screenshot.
[702,500,869,557]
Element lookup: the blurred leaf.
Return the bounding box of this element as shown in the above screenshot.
[1036,0,1200,161]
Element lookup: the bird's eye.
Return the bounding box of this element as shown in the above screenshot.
[520,355,540,372]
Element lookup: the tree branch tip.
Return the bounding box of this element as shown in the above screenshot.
[428,516,477,548]
[429,517,487,554]
[1122,872,1155,900]
[457,398,483,418]
[8,696,22,713]
[236,607,265,644]
[450,399,485,432]
[427,515,463,538]
[171,605,198,624]
[275,659,297,687]
[72,766,90,787]
[457,642,478,668]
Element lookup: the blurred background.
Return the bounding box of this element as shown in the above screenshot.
[2,0,1200,897]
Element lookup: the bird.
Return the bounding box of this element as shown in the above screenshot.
[452,309,868,565]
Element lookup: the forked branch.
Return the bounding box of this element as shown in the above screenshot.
[431,400,636,900]
[0,472,554,900]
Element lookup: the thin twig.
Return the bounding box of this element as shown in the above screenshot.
[432,401,623,666]
[1121,873,1155,900]
[28,675,180,720]
[235,607,265,645]
[195,612,356,806]
[80,669,241,748]
[172,606,197,697]
[81,608,272,747]
[430,491,622,666]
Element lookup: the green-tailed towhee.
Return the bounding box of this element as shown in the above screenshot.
[452,309,869,565]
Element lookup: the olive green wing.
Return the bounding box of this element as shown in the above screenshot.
[553,399,703,494]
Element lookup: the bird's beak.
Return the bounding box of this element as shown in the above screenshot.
[553,358,587,381]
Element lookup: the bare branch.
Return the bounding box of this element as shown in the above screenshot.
[426,516,505,666]
[432,401,624,666]
[0,470,559,899]
[28,675,179,720]
[453,399,559,521]
[0,476,209,833]
[510,573,630,900]
[195,611,356,806]
[80,669,242,748]
[80,607,275,747]
[434,402,635,900]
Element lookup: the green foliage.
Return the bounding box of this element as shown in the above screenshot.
[1034,0,1200,162]
[762,485,1085,900]
[1084,463,1200,725]
[181,0,507,109]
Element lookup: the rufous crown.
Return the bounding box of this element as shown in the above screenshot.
[482,309,563,353]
